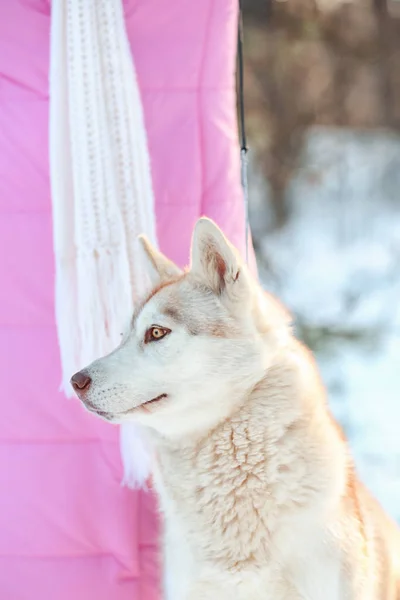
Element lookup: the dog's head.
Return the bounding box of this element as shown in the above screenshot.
[71,218,290,439]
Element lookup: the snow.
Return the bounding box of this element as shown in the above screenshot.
[250,127,400,521]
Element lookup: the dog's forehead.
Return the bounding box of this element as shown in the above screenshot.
[135,276,231,336]
[134,277,189,326]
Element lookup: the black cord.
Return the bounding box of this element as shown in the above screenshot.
[237,2,248,155]
[237,1,250,262]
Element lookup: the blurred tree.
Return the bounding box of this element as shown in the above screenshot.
[241,0,400,225]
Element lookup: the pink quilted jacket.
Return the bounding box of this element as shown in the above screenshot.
[0,1,250,598]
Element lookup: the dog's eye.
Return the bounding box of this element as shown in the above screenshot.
[144,326,171,344]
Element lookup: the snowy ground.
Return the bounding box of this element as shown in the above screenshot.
[250,127,400,521]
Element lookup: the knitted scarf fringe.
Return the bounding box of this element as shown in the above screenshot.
[49,0,156,488]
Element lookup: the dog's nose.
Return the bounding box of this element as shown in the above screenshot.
[71,371,92,393]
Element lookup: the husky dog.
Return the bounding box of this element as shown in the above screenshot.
[72,218,400,600]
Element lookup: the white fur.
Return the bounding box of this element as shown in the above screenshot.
[73,218,400,600]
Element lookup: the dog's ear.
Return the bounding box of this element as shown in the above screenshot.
[190,218,250,302]
[138,235,182,285]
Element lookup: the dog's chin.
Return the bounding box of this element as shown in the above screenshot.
[81,403,115,422]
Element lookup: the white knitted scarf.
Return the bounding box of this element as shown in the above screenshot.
[49,0,156,487]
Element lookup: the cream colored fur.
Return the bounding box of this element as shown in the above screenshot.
[72,218,400,600]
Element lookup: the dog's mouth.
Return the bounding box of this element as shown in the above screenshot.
[137,393,168,413]
[83,393,168,420]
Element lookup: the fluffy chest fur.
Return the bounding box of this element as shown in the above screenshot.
[156,412,273,569]
[154,362,341,562]
[152,369,351,600]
